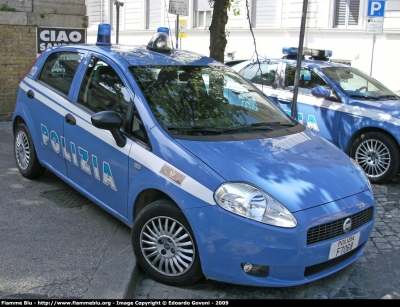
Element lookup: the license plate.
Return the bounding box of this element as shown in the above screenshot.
[328,232,360,259]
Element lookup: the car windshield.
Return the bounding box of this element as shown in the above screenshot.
[130,65,294,136]
[321,67,397,100]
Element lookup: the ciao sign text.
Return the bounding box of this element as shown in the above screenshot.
[37,27,86,54]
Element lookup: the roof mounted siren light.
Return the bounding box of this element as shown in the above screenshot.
[96,23,112,46]
[282,46,332,61]
[147,27,172,53]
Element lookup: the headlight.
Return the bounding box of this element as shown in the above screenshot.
[214,182,297,228]
[350,157,373,191]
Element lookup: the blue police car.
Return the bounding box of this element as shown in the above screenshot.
[232,47,400,184]
[12,26,376,287]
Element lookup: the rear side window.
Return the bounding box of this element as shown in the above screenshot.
[285,65,328,95]
[241,62,279,87]
[38,52,83,96]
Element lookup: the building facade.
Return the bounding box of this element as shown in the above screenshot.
[0,0,87,120]
[85,0,400,92]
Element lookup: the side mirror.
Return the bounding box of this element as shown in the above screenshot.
[91,110,126,147]
[311,86,330,98]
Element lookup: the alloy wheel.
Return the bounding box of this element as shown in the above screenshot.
[140,216,195,276]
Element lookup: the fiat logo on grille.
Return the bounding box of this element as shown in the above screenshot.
[343,218,352,233]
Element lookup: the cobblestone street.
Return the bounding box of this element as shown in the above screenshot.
[133,182,400,299]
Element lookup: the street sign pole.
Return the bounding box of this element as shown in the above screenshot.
[370,34,376,76]
[176,14,179,49]
[367,0,385,76]
[291,0,308,119]
[169,0,189,50]
[114,1,124,44]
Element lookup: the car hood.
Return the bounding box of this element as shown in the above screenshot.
[177,129,369,213]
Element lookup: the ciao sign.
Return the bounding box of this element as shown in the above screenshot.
[37,27,86,54]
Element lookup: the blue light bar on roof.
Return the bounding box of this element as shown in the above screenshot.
[282,46,299,55]
[96,23,111,46]
[157,27,169,35]
[282,46,332,58]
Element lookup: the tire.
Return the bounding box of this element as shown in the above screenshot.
[350,132,400,184]
[132,199,203,286]
[14,123,45,179]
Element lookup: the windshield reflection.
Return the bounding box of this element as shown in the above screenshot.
[322,67,396,99]
[130,65,295,136]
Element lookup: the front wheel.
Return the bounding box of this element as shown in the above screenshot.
[350,132,400,184]
[14,123,45,179]
[132,200,203,286]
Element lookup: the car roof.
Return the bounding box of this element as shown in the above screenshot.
[46,43,218,67]
[237,57,350,72]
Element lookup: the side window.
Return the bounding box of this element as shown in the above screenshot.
[131,104,149,144]
[38,52,83,96]
[77,57,130,119]
[285,65,328,95]
[242,62,279,87]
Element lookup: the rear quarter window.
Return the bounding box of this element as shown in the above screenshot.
[242,62,279,87]
[38,52,84,96]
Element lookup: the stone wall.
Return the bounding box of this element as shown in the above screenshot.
[0,0,87,121]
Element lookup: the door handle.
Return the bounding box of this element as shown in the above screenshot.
[27,90,35,99]
[65,113,76,125]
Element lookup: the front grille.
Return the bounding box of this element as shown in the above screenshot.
[307,206,374,245]
[304,244,363,277]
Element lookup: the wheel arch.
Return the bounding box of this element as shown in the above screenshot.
[12,116,26,134]
[345,126,400,155]
[132,188,177,222]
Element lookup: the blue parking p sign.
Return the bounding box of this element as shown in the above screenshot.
[368,0,385,17]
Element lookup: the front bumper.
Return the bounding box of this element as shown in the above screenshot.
[185,190,375,287]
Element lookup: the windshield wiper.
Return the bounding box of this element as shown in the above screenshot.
[349,94,379,100]
[226,122,296,132]
[167,126,225,134]
[376,95,399,100]
[264,121,296,127]
[167,122,294,134]
[225,123,276,132]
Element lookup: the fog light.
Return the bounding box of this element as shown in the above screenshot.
[243,263,252,273]
[241,263,269,277]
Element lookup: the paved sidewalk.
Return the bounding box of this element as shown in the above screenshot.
[0,122,138,299]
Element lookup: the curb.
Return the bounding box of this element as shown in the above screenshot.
[82,224,137,299]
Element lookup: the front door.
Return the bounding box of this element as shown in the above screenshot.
[63,54,132,216]
[277,64,344,144]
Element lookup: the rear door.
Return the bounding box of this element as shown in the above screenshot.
[26,51,85,177]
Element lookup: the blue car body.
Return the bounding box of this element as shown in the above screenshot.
[12,35,376,287]
[233,56,400,184]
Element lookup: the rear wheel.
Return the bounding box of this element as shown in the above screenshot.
[14,123,45,178]
[132,199,203,286]
[350,132,399,184]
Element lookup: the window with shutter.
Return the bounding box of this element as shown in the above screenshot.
[194,0,212,28]
[251,0,277,28]
[147,0,162,29]
[334,0,360,28]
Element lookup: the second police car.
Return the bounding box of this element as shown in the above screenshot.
[232,47,400,184]
[12,25,376,287]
